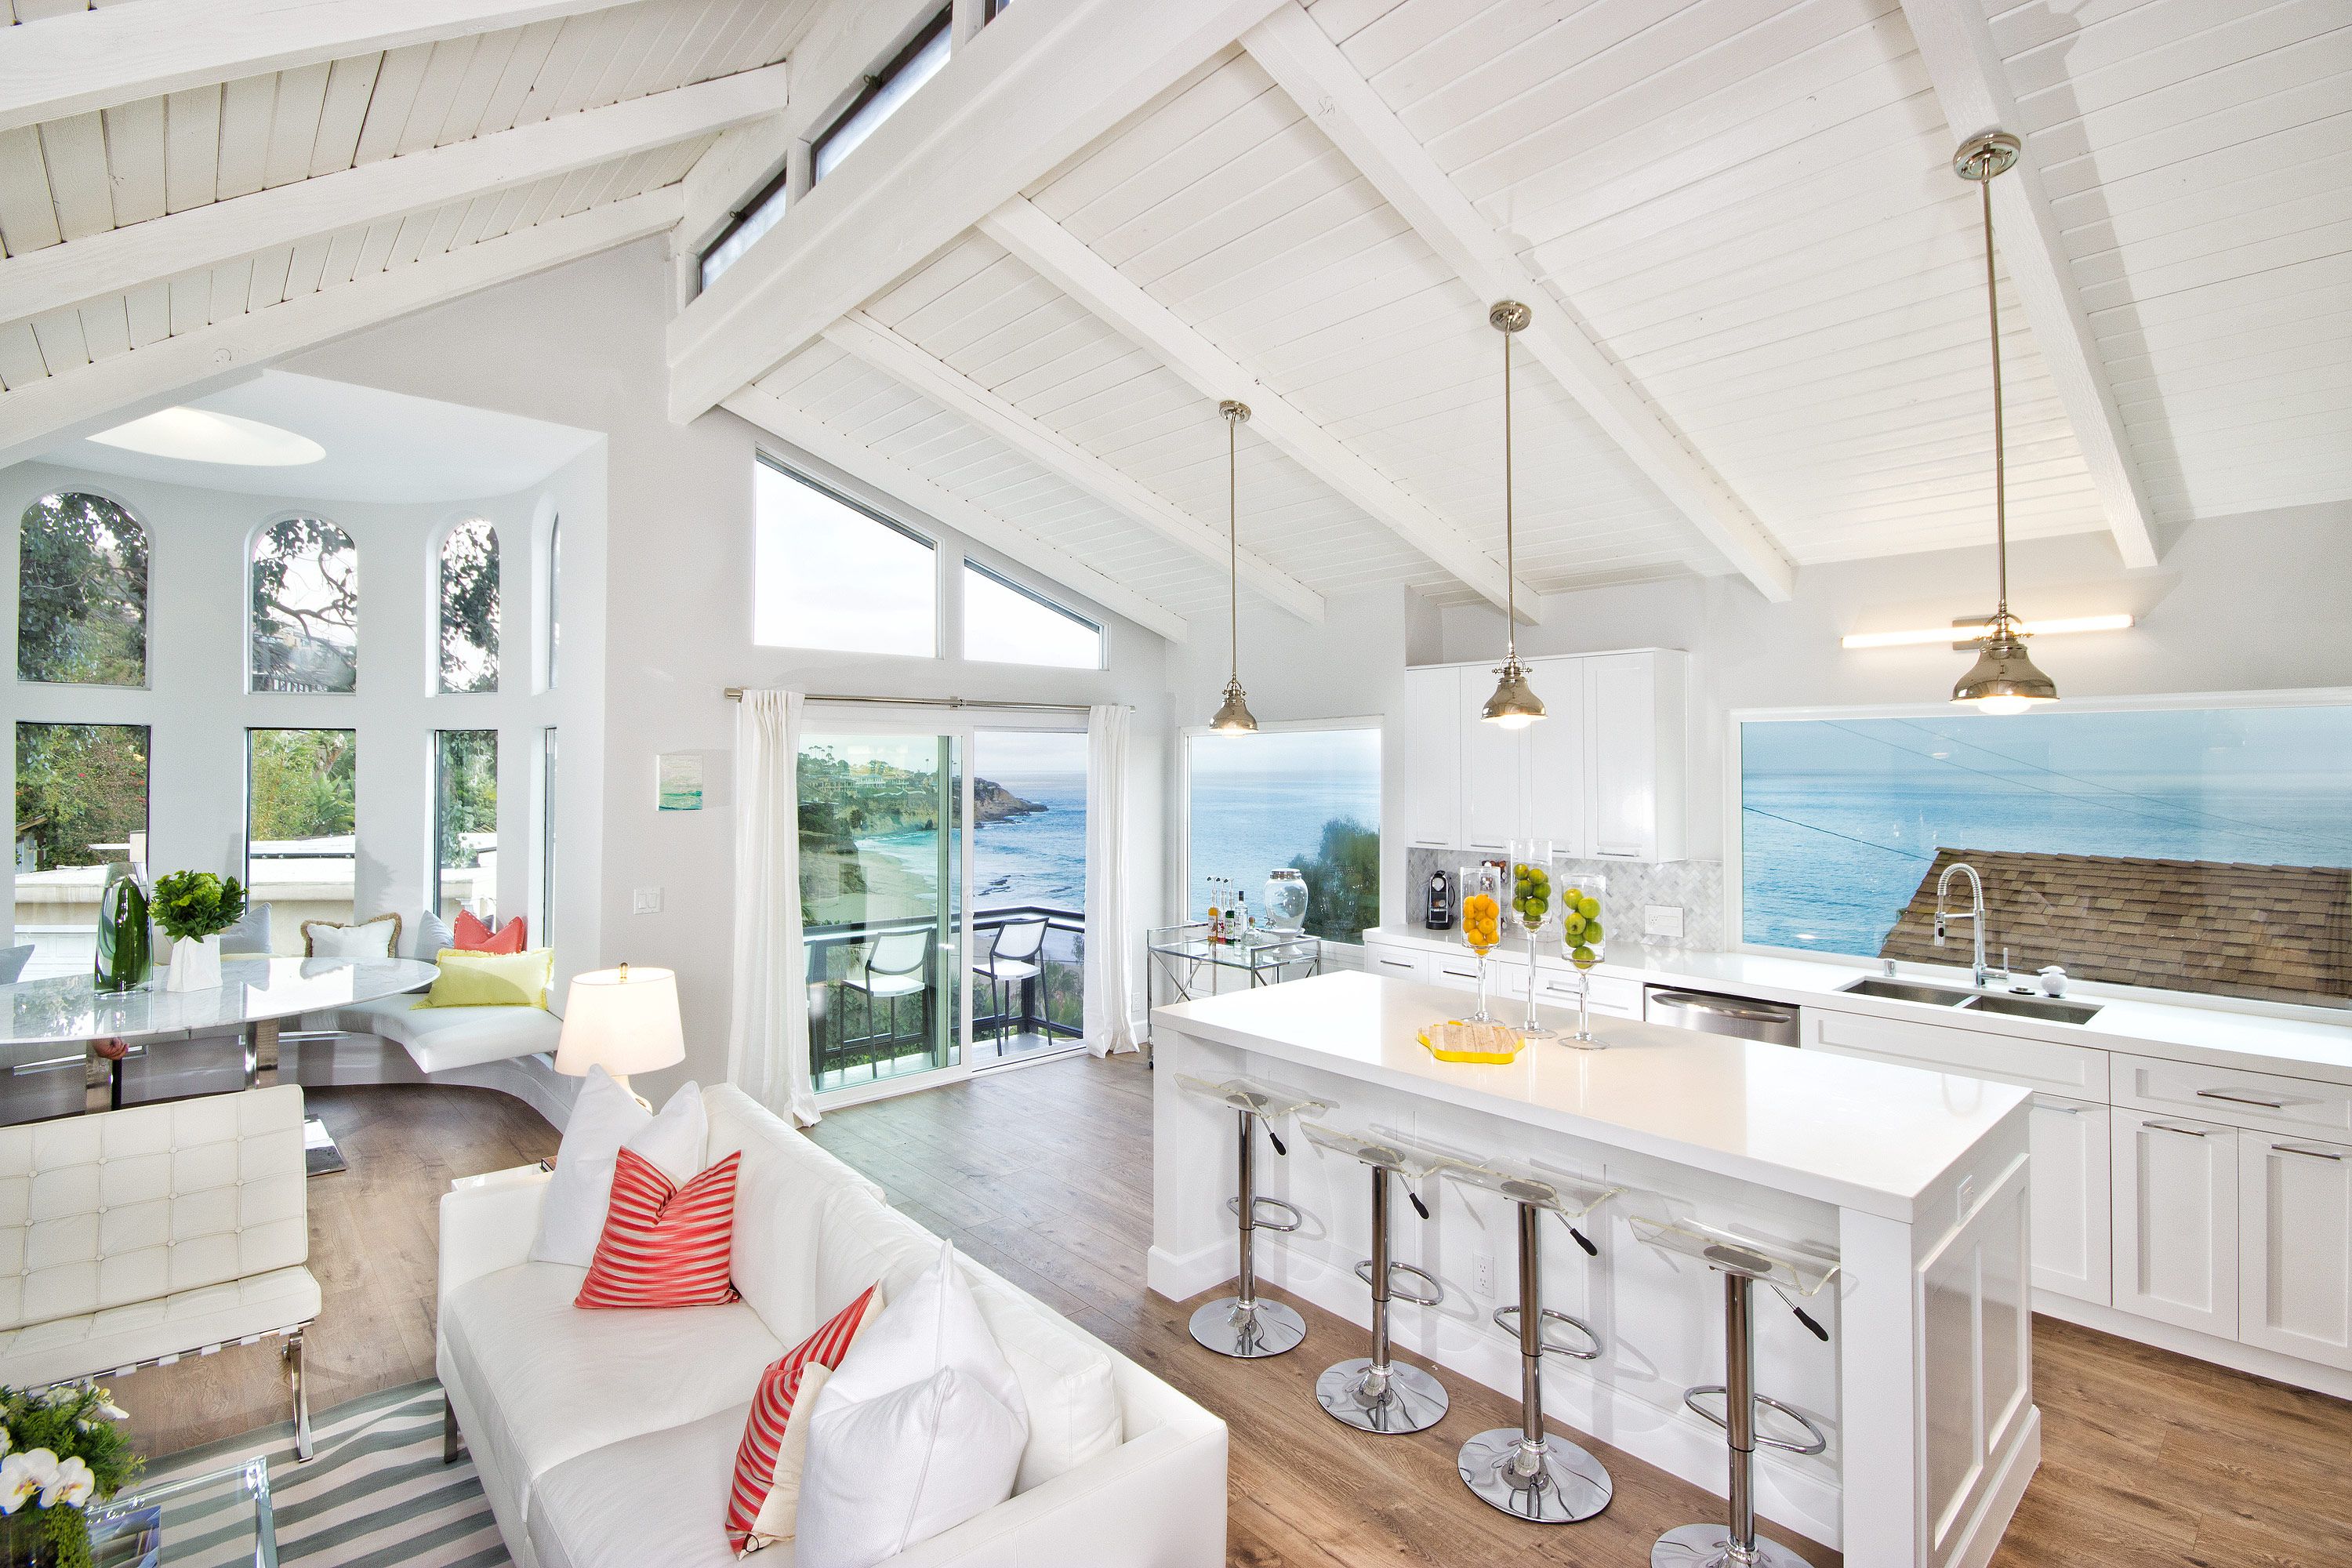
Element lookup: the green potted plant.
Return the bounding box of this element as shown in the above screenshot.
[151,872,248,993]
[0,1384,140,1568]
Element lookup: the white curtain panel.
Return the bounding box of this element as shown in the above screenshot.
[1082,704,1139,1057]
[727,689,819,1125]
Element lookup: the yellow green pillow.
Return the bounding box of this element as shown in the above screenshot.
[416,947,554,1009]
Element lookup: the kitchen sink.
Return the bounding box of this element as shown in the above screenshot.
[1962,993,2103,1025]
[1838,978,1975,1006]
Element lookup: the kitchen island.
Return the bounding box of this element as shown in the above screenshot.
[1152,971,2038,1567]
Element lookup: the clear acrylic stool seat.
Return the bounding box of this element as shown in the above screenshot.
[1300,1123,1456,1435]
[1439,1156,1623,1524]
[1630,1216,1837,1568]
[1174,1073,1332,1359]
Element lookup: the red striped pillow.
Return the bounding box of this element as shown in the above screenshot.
[725,1284,886,1555]
[573,1148,742,1309]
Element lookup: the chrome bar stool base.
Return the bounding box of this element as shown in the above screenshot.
[1189,1296,1306,1359]
[1457,1428,1613,1523]
[1652,1523,1815,1568]
[1316,1356,1447,1434]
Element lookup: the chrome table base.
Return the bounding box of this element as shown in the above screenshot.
[1189,1296,1305,1359]
[1316,1357,1448,1434]
[1651,1523,1813,1567]
[1457,1428,1613,1523]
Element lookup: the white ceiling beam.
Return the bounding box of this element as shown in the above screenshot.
[1241,3,1797,604]
[1896,0,2161,571]
[0,64,786,329]
[666,0,1287,423]
[0,0,634,136]
[0,186,681,467]
[982,197,1544,626]
[823,312,1325,624]
[723,384,1192,645]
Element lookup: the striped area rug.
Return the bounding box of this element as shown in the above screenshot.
[140,1381,510,1566]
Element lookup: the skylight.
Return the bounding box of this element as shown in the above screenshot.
[88,407,324,466]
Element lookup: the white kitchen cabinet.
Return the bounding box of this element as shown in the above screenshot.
[1523,655,1588,851]
[1459,680,1522,852]
[2112,1108,2238,1338]
[1362,942,1429,985]
[1397,666,1461,848]
[2239,1131,2352,1371]
[2029,1095,2110,1305]
[1586,651,1686,862]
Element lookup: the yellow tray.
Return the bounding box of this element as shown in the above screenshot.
[1418,1021,1526,1064]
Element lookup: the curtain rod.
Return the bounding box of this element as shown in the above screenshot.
[723,688,1130,714]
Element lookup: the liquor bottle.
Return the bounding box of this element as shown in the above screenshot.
[1236,891,1250,937]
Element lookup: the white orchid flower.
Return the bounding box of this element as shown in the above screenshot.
[2,1450,57,1515]
[98,1399,127,1422]
[0,1428,11,1459]
[43,1455,93,1508]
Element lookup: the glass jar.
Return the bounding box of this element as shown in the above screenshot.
[1260,869,1309,935]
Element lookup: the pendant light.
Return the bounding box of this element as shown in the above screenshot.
[1950,132,2057,717]
[1480,301,1544,729]
[1208,398,1259,733]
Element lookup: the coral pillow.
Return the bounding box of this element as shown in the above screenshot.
[574,1148,742,1309]
[726,1283,887,1555]
[454,909,528,953]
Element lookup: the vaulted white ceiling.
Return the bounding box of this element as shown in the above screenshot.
[3,0,2345,638]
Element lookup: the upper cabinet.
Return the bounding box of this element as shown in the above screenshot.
[1392,649,1686,862]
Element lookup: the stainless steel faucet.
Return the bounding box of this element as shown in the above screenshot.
[1933,861,2001,988]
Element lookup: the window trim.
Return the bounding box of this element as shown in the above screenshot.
[16,485,152,692]
[960,557,1102,670]
[1725,684,2352,1023]
[752,450,942,659]
[810,6,953,183]
[698,162,790,292]
[1176,714,1385,947]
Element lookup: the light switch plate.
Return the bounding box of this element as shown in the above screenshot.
[1644,904,1684,939]
[633,887,663,914]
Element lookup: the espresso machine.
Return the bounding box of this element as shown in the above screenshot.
[1422,869,1454,931]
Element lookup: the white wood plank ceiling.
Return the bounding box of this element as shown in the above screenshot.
[6,0,2346,637]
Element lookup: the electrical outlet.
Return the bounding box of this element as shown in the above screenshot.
[1644,904,1685,940]
[1472,1250,1495,1298]
[633,886,663,915]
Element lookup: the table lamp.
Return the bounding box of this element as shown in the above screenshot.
[554,963,684,1105]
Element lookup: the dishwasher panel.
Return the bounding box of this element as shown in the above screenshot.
[1642,985,1801,1047]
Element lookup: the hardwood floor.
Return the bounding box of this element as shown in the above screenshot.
[114,1084,559,1461]
[808,1053,2352,1568]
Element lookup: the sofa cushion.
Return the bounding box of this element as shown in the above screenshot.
[304,994,558,1073]
[575,1151,742,1310]
[0,1265,320,1389]
[530,1403,764,1568]
[706,1091,882,1345]
[535,1073,705,1268]
[442,1262,780,1523]
[813,1187,943,1327]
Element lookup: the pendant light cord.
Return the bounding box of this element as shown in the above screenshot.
[1983,175,2008,620]
[1502,318,1517,659]
[1227,405,1239,683]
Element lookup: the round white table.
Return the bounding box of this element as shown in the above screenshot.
[0,956,441,1113]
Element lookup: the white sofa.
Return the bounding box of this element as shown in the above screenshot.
[437,1083,1227,1568]
[0,1087,318,1457]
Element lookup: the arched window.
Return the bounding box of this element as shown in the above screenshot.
[16,491,147,686]
[249,517,358,692]
[438,518,499,693]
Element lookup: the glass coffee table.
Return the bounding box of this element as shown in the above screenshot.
[85,1457,276,1567]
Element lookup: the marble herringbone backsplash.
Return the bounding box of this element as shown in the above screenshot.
[1402,847,1726,950]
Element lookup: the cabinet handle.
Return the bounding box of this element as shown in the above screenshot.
[2034,1101,2082,1115]
[1595,844,1642,858]
[2274,1142,2345,1161]
[2145,1120,2209,1138]
[2196,1088,2287,1110]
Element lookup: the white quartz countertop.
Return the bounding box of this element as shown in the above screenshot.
[1364,926,2352,1087]
[1153,971,2029,1221]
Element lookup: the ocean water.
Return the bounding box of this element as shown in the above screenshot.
[1186,773,1380,918]
[858,770,1090,913]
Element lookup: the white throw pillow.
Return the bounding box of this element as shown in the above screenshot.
[412,908,455,960]
[531,1069,706,1266]
[796,1242,1029,1568]
[304,914,398,958]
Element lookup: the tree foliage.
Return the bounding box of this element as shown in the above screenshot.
[438,519,500,692]
[1288,817,1380,942]
[17,492,146,686]
[250,517,358,692]
[13,723,148,871]
[436,729,498,870]
[249,729,355,842]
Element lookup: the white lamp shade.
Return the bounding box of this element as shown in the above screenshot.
[554,966,686,1079]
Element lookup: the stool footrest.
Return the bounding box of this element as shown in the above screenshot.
[1492,1305,1601,1360]
[1227,1195,1304,1232]
[1680,1385,1829,1455]
[1353,1258,1443,1306]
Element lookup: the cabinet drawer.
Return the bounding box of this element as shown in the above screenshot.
[1430,953,1483,993]
[2114,1054,2352,1142]
[1363,946,1428,984]
[1807,1008,2108,1099]
[2030,1094,2111,1305]
[1524,968,1639,1015]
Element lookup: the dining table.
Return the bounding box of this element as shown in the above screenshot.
[0,955,440,1115]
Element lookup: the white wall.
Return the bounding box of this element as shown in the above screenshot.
[286,238,1174,1103]
[0,455,604,979]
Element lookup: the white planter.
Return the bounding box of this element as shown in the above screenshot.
[165,934,223,992]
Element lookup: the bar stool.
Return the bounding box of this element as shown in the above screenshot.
[1299,1123,1454,1434]
[1440,1156,1622,1523]
[1631,1215,1837,1568]
[1174,1073,1332,1359]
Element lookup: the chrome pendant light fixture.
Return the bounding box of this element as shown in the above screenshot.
[1481,301,1545,729]
[1209,398,1259,734]
[1951,132,2058,717]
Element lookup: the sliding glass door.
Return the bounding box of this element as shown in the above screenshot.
[970,729,1087,1068]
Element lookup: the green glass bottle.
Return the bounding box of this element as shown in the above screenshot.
[94,862,153,993]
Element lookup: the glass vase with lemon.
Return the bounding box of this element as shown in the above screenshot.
[1456,863,1505,1023]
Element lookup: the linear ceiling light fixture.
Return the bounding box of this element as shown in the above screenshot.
[1208,398,1259,734]
[1480,301,1544,729]
[1842,612,2134,651]
[1947,132,2059,717]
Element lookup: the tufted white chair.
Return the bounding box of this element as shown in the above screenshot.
[0,1086,319,1457]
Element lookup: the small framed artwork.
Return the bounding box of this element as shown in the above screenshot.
[656,752,705,811]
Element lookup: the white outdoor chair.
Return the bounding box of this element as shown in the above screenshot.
[840,928,935,1047]
[972,918,1047,1048]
